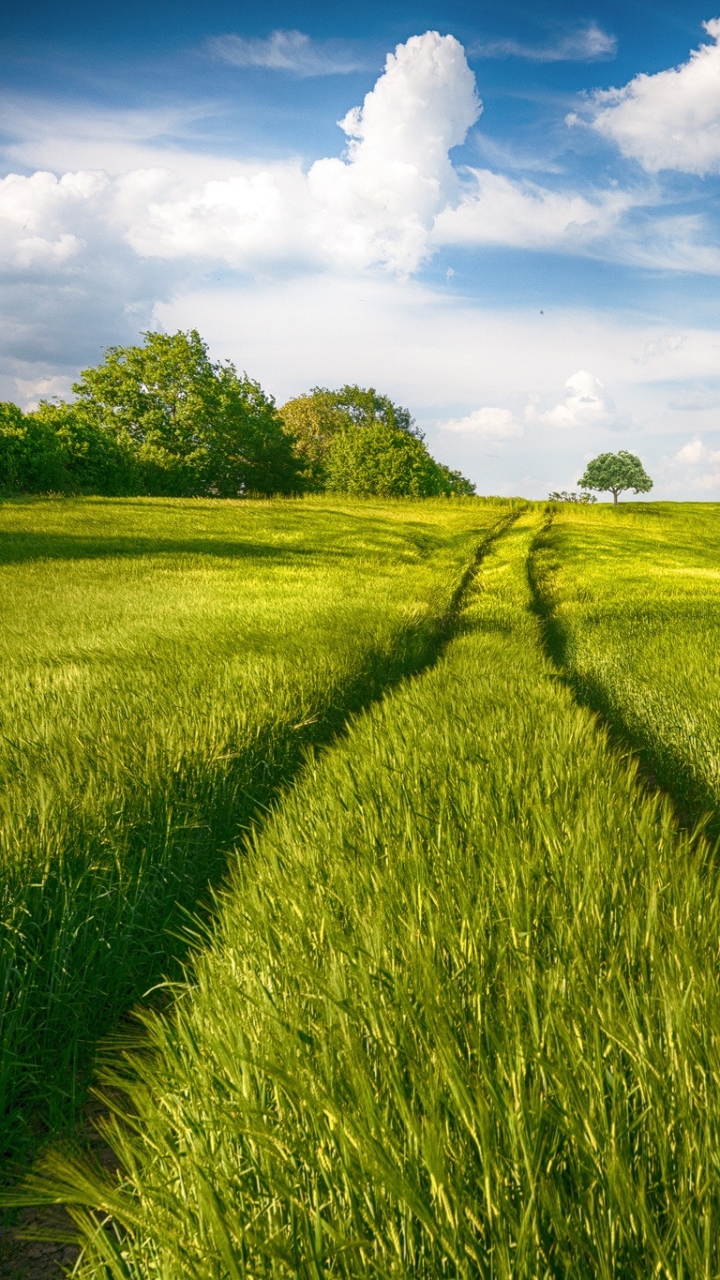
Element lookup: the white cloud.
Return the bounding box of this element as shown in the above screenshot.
[668,389,720,410]
[433,169,631,251]
[207,30,364,77]
[117,163,317,267]
[674,437,720,463]
[307,31,481,271]
[0,33,479,279]
[0,169,107,268]
[578,18,720,175]
[472,23,616,63]
[438,406,523,437]
[532,370,618,428]
[2,29,719,292]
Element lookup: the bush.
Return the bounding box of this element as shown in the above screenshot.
[0,402,66,493]
[325,423,456,497]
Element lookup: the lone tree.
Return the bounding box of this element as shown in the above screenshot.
[578,450,653,505]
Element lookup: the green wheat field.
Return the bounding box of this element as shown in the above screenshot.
[3,495,720,1277]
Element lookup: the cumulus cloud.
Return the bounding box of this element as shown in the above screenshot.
[307,32,481,271]
[472,23,616,63]
[576,18,720,175]
[117,163,317,267]
[112,31,483,275]
[0,169,107,269]
[674,437,720,463]
[2,28,717,299]
[207,30,363,77]
[439,406,523,438]
[532,370,618,428]
[14,374,74,410]
[3,26,720,411]
[2,33,479,279]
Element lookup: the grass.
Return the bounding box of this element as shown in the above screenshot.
[0,494,509,1164]
[531,500,720,831]
[28,510,720,1277]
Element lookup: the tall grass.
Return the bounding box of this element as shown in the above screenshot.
[531,501,720,828]
[31,511,720,1277]
[0,495,507,1162]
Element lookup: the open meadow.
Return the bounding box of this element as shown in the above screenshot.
[0,494,508,1163]
[4,496,720,1277]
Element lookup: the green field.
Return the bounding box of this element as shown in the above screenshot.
[0,494,507,1160]
[5,497,720,1276]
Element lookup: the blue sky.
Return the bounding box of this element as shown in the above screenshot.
[2,0,720,497]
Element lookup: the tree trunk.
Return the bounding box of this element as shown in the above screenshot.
[613,490,618,504]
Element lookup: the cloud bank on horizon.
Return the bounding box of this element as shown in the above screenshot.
[2,13,720,498]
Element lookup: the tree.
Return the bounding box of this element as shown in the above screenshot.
[324,423,459,498]
[278,392,353,491]
[438,465,476,496]
[578,451,653,504]
[73,330,302,496]
[280,384,422,491]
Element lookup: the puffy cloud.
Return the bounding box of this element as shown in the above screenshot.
[439,406,523,438]
[307,32,481,271]
[117,163,317,267]
[0,169,107,269]
[577,19,720,175]
[207,30,364,77]
[674,437,720,464]
[111,30,483,276]
[3,33,480,279]
[2,28,717,296]
[433,169,630,251]
[471,23,616,63]
[14,374,74,410]
[532,370,617,428]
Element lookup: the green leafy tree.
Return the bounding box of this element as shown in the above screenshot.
[321,385,421,436]
[439,465,477,496]
[325,423,458,498]
[578,451,653,505]
[74,330,302,496]
[280,385,422,491]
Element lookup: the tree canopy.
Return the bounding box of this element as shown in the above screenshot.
[324,422,473,498]
[279,385,422,491]
[280,384,473,496]
[1,340,476,500]
[578,451,653,504]
[73,330,302,496]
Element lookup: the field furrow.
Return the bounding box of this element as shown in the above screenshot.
[531,501,720,833]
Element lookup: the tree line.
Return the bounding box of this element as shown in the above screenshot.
[0,330,475,499]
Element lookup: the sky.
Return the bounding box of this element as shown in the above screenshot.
[2,0,720,498]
